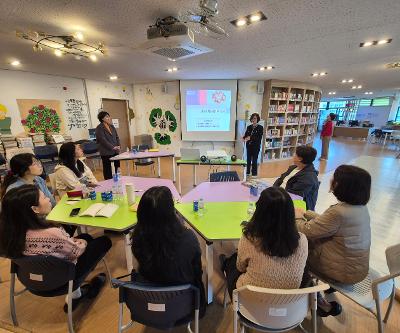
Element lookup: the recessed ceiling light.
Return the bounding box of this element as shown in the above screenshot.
[10,60,20,66]
[348,79,354,83]
[328,92,336,95]
[377,39,392,45]
[311,72,327,77]
[258,66,274,71]
[357,85,362,89]
[168,58,177,62]
[172,67,178,71]
[236,18,247,26]
[89,54,97,62]
[109,75,118,80]
[250,14,262,22]
[365,91,373,95]
[167,68,173,72]
[231,11,267,27]
[352,85,362,89]
[361,41,374,47]
[74,32,84,41]
[166,67,179,72]
[258,67,265,71]
[360,39,392,47]
[54,49,63,57]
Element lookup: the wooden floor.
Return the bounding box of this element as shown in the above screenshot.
[0,137,399,333]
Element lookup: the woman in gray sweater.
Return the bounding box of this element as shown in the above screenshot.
[95,110,121,180]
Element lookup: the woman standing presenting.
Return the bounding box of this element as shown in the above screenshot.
[95,111,121,180]
[243,113,264,177]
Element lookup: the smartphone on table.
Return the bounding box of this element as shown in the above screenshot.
[69,208,81,217]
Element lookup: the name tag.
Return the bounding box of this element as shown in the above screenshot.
[268,307,287,317]
[147,303,165,312]
[29,273,43,281]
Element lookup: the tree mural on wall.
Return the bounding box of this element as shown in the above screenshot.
[149,108,177,145]
[21,104,61,134]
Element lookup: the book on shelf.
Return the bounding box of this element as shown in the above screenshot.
[79,203,119,218]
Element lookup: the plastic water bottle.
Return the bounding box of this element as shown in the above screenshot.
[247,202,255,218]
[112,169,122,202]
[198,198,204,216]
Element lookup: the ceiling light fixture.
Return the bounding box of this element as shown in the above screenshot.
[54,49,63,57]
[328,92,336,95]
[360,38,392,47]
[352,85,362,89]
[10,60,20,66]
[311,72,327,77]
[74,32,84,41]
[341,79,354,83]
[357,85,362,89]
[166,67,179,72]
[365,91,373,95]
[258,66,274,71]
[16,30,106,61]
[109,75,118,80]
[231,11,267,27]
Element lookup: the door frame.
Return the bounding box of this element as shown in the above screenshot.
[101,98,132,149]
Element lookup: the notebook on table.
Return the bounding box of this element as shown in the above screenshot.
[79,203,119,218]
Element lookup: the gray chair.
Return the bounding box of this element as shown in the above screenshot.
[210,171,240,182]
[133,144,155,176]
[82,140,101,171]
[112,279,199,333]
[232,283,329,333]
[10,255,111,333]
[317,243,400,333]
[34,144,58,175]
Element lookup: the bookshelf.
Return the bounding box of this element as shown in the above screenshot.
[261,80,321,161]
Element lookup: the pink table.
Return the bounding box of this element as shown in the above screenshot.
[95,176,181,201]
[181,181,302,203]
[110,151,175,181]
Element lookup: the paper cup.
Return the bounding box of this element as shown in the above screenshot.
[126,183,136,205]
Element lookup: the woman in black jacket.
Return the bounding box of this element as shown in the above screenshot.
[243,113,264,177]
[131,186,206,317]
[273,146,319,210]
[95,110,121,180]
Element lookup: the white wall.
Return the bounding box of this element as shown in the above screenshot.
[356,104,392,128]
[0,69,135,141]
[132,80,263,156]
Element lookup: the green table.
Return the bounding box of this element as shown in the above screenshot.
[175,200,307,303]
[47,194,137,271]
[176,158,247,194]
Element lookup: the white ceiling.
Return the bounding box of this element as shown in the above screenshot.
[1,0,399,99]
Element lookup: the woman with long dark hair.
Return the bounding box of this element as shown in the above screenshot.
[0,153,55,206]
[54,142,97,197]
[0,185,112,312]
[221,187,308,297]
[131,186,206,316]
[296,165,371,316]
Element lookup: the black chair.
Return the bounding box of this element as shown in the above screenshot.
[369,129,384,144]
[82,141,101,171]
[210,171,240,182]
[34,145,59,175]
[10,255,110,333]
[133,144,155,176]
[112,279,199,333]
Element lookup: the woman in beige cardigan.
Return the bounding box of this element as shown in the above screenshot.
[296,165,371,317]
[55,142,98,197]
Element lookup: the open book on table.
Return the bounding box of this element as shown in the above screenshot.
[79,203,119,218]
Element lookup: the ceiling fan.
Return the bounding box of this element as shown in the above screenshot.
[178,0,228,39]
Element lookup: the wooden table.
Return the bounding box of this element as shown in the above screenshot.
[333,126,371,139]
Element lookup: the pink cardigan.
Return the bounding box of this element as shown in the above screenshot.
[24,227,87,263]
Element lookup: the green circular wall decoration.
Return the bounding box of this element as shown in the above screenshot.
[149,108,177,145]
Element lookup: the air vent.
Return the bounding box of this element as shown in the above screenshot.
[153,47,194,58]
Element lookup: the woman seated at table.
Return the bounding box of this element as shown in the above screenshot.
[55,142,98,197]
[0,153,55,207]
[221,187,308,298]
[131,186,206,317]
[0,185,112,312]
[296,165,371,317]
[273,146,319,210]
